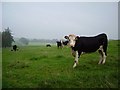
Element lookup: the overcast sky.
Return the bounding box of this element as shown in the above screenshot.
[1,2,118,40]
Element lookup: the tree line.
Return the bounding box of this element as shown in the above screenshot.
[0,27,59,47]
[0,27,29,48]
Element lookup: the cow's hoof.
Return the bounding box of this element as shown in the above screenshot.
[102,62,105,64]
[73,63,77,68]
[98,60,103,64]
[98,62,101,64]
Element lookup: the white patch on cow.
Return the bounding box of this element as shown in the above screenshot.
[75,51,79,63]
[68,34,76,47]
[69,40,75,47]
[60,40,63,48]
[98,45,103,51]
[73,51,78,68]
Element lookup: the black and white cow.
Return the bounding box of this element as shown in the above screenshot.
[56,40,63,49]
[56,40,69,49]
[11,45,18,51]
[64,33,108,68]
[46,44,51,47]
[63,41,69,46]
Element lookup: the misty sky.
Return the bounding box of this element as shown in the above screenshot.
[2,2,118,39]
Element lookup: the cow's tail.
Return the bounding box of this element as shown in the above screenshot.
[102,34,108,56]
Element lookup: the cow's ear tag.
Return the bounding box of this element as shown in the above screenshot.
[75,36,79,40]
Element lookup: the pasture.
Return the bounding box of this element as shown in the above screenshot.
[2,40,119,88]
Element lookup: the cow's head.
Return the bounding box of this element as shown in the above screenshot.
[64,34,79,47]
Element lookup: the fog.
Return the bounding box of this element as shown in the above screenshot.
[2,2,118,40]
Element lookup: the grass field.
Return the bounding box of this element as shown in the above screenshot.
[0,49,2,89]
[2,40,119,88]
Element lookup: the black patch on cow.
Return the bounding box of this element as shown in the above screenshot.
[46,44,51,47]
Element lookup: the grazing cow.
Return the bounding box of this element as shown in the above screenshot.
[62,41,69,46]
[11,45,18,51]
[46,44,51,47]
[64,33,108,68]
[56,40,69,49]
[56,40,63,49]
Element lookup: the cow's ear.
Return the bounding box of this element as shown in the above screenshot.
[64,36,69,39]
[75,36,79,40]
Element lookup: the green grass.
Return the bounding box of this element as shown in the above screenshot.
[0,48,2,89]
[2,40,119,88]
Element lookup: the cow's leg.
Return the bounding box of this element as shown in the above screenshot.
[73,51,79,68]
[102,52,107,64]
[98,50,103,64]
[71,50,76,57]
[98,45,107,64]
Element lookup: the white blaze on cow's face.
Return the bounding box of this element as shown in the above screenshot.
[65,34,76,47]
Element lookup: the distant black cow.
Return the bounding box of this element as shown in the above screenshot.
[62,41,69,46]
[46,44,51,47]
[56,40,69,49]
[56,40,63,49]
[64,33,108,68]
[11,45,18,51]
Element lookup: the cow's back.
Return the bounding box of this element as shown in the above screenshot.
[74,36,102,52]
